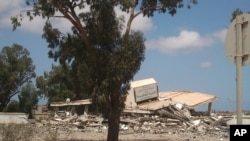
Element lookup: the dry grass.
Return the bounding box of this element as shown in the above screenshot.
[0,124,34,141]
[0,124,59,141]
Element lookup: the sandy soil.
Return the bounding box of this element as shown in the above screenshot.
[57,130,229,141]
[0,122,229,141]
[33,125,229,141]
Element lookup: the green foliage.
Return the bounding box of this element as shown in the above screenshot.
[18,82,38,118]
[0,44,36,111]
[36,65,76,104]
[11,0,198,34]
[3,100,21,112]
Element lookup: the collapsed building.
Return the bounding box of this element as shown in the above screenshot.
[46,78,229,132]
[0,78,247,141]
[123,78,218,116]
[49,78,218,117]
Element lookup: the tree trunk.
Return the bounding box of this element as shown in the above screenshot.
[0,101,8,111]
[0,105,4,111]
[107,93,121,141]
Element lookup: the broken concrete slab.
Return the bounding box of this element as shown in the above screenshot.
[137,99,174,111]
[125,78,158,109]
[159,91,218,109]
[123,78,218,116]
[50,99,92,117]
[50,99,92,106]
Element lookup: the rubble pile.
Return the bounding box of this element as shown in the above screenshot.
[39,78,226,140]
[44,103,231,138]
[119,104,231,135]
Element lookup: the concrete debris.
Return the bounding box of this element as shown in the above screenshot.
[35,103,231,139]
[0,109,235,141]
[36,78,223,136]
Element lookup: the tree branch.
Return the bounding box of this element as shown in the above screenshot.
[125,2,158,35]
[68,2,91,49]
[58,7,90,49]
[125,1,175,36]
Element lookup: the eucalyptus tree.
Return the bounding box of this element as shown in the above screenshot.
[0,44,36,111]
[36,64,76,104]
[12,0,197,140]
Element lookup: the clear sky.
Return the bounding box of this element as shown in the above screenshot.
[0,0,250,111]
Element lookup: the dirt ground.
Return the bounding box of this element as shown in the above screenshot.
[0,110,234,141]
[30,123,229,141]
[56,129,229,141]
[0,122,229,141]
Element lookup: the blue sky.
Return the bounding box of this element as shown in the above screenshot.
[0,0,250,111]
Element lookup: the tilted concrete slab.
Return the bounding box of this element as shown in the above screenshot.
[137,99,175,111]
[123,91,218,114]
[159,91,218,109]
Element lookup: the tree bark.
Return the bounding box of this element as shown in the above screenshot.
[107,93,121,141]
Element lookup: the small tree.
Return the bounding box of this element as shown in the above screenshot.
[0,44,36,111]
[18,82,39,118]
[3,100,21,112]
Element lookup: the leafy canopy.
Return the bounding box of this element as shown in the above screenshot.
[0,44,36,111]
[11,1,197,140]
[18,82,39,118]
